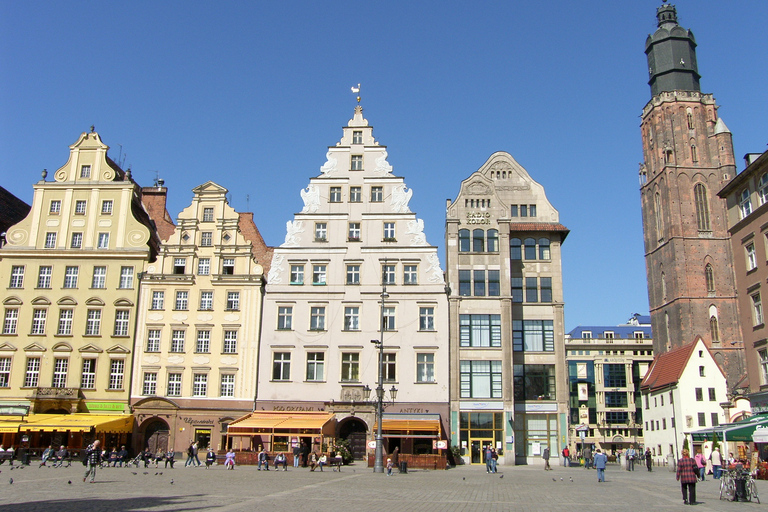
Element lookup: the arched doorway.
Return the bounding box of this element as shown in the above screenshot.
[142,418,170,454]
[338,417,368,460]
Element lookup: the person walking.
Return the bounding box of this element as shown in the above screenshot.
[301,441,310,468]
[711,447,722,479]
[192,442,202,467]
[626,444,636,471]
[484,445,493,473]
[583,446,592,470]
[645,448,652,472]
[185,443,195,467]
[694,449,705,481]
[676,448,698,505]
[83,440,102,483]
[562,446,570,467]
[490,448,498,473]
[543,446,551,471]
[593,448,607,482]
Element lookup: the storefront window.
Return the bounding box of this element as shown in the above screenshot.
[458,412,505,463]
[514,413,558,458]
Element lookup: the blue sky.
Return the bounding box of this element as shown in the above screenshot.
[1,1,766,331]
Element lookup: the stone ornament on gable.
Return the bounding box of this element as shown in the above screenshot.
[406,219,427,246]
[268,254,285,284]
[466,181,491,195]
[390,184,412,213]
[282,220,304,247]
[300,184,320,213]
[426,253,444,284]
[320,150,338,176]
[374,150,393,175]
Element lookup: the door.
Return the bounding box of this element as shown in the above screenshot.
[471,439,493,464]
[195,429,211,450]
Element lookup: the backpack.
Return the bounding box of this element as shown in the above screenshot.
[82,449,90,466]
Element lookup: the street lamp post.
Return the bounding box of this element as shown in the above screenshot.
[373,284,389,473]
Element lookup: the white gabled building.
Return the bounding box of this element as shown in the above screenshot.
[256,105,449,463]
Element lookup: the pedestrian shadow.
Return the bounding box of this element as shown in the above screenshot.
[4,495,216,512]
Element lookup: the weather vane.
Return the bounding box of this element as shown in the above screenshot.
[351,83,361,104]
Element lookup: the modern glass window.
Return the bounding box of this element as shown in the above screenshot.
[458,229,470,252]
[540,277,553,303]
[459,270,471,296]
[146,329,161,352]
[341,353,359,381]
[101,200,113,214]
[199,291,213,310]
[24,357,41,387]
[350,186,362,202]
[488,270,500,296]
[525,277,538,302]
[70,232,83,248]
[171,330,185,352]
[346,264,360,285]
[142,372,157,395]
[272,353,291,380]
[538,238,551,259]
[513,320,555,352]
[604,364,627,387]
[45,232,57,248]
[513,364,556,401]
[74,200,87,214]
[382,264,396,285]
[753,292,764,326]
[37,266,52,288]
[119,267,134,289]
[510,238,522,260]
[472,229,484,252]
[306,352,325,381]
[220,374,235,397]
[85,309,101,336]
[222,258,235,275]
[175,291,189,310]
[403,265,418,285]
[383,222,396,240]
[200,232,213,246]
[351,155,363,171]
[348,222,361,241]
[113,310,130,336]
[417,353,435,383]
[330,186,342,202]
[0,358,10,387]
[167,373,182,396]
[371,186,383,202]
[352,130,363,144]
[312,265,326,285]
[196,330,210,353]
[97,233,109,249]
[310,307,325,330]
[193,373,208,396]
[605,391,628,407]
[49,200,61,214]
[203,207,214,222]
[197,258,210,275]
[344,307,360,331]
[52,358,68,388]
[63,266,78,288]
[314,223,327,241]
[419,307,435,331]
[382,353,396,382]
[91,266,106,289]
[382,306,396,331]
[31,309,47,335]
[459,314,501,347]
[57,309,73,335]
[151,291,165,310]
[227,292,240,311]
[473,270,486,296]
[460,360,502,398]
[747,243,757,271]
[223,330,238,353]
[81,359,96,389]
[80,165,91,178]
[290,264,304,285]
[2,309,18,334]
[108,359,124,390]
[277,306,293,330]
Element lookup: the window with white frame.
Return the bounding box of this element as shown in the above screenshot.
[382,307,396,331]
[203,207,214,222]
[199,291,213,310]
[151,291,165,310]
[167,373,182,396]
[74,200,87,214]
[226,291,240,310]
[119,266,133,289]
[171,330,185,352]
[277,306,293,330]
[290,264,304,285]
[85,309,101,335]
[352,130,362,144]
[146,329,161,352]
[142,372,157,395]
[109,359,124,389]
[174,258,186,274]
[3,309,18,334]
[57,309,73,335]
[404,265,417,285]
[80,165,91,178]
[101,200,113,214]
[24,357,40,387]
[760,349,768,385]
[70,232,83,248]
[9,266,24,288]
[222,258,235,275]
[740,188,753,219]
[371,186,383,202]
[351,154,363,170]
[197,258,210,275]
[348,222,361,241]
[344,306,360,331]
[92,266,106,289]
[175,291,188,310]
[272,353,291,381]
[330,186,342,202]
[314,223,327,241]
[350,186,362,202]
[312,265,326,285]
[38,266,52,288]
[341,353,359,381]
[760,174,768,206]
[310,306,326,331]
[419,307,435,331]
[200,232,213,247]
[45,232,57,248]
[346,264,360,285]
[306,352,324,381]
[97,233,109,249]
[49,200,61,214]
[223,330,237,353]
[220,374,235,397]
[52,358,68,388]
[747,243,758,271]
[63,266,78,288]
[0,358,10,387]
[382,264,396,285]
[417,353,435,383]
[753,292,764,326]
[31,309,47,335]
[383,222,396,240]
[193,374,208,396]
[81,359,96,389]
[382,353,396,382]
[113,310,130,336]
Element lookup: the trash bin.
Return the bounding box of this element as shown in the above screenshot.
[20,449,29,465]
[399,461,407,474]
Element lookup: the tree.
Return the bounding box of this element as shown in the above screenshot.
[683,436,690,454]
[712,432,720,451]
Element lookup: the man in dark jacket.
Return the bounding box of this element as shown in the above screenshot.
[83,440,102,483]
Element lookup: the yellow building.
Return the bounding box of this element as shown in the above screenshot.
[130,182,272,454]
[0,130,159,450]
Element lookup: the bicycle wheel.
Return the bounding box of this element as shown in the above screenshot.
[749,479,760,504]
[720,477,734,500]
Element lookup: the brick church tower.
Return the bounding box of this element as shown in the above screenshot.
[639,2,744,389]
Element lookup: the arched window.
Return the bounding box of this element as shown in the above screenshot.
[654,192,663,240]
[487,229,499,252]
[524,238,537,260]
[759,173,768,206]
[694,183,710,231]
[661,271,667,301]
[705,264,715,295]
[710,316,720,343]
[740,188,753,219]
[458,229,470,252]
[473,229,485,252]
[687,111,694,130]
[510,238,522,260]
[691,144,698,163]
[538,238,551,260]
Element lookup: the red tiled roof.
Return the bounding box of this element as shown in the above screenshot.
[640,342,697,392]
[510,222,570,233]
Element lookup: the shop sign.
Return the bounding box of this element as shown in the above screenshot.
[466,212,491,225]
[523,403,558,413]
[273,405,317,411]
[460,401,503,411]
[181,417,214,426]
[84,402,125,412]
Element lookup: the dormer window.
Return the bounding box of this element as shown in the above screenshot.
[604,331,614,339]
[352,131,363,144]
[80,165,91,178]
[203,207,214,222]
[174,258,186,274]
[581,331,592,339]
[351,155,363,171]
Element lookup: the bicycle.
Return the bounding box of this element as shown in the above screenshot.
[745,473,761,504]
[720,470,736,501]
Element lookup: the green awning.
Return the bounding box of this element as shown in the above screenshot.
[690,415,768,442]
